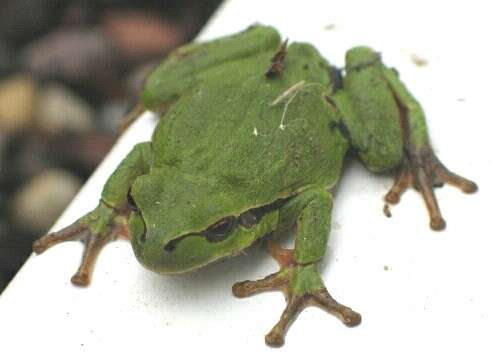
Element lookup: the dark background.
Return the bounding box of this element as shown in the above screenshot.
[0,0,223,292]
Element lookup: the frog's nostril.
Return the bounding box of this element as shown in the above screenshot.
[164,243,175,252]
[163,237,182,252]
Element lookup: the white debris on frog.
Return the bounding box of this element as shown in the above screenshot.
[270,80,306,131]
[270,80,306,106]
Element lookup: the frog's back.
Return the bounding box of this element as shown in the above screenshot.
[151,42,348,205]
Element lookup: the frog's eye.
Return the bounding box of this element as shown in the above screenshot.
[239,211,257,228]
[127,188,138,212]
[203,217,236,242]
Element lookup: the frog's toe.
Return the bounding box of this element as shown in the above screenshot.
[265,330,285,347]
[262,282,361,347]
[384,166,412,205]
[233,255,360,347]
[70,230,117,287]
[264,295,304,347]
[33,221,87,254]
[385,148,477,230]
[312,289,362,327]
[433,160,478,193]
[33,218,119,287]
[71,271,91,287]
[232,271,288,297]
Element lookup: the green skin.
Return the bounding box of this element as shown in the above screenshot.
[33,25,477,347]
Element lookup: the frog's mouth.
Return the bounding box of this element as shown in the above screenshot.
[130,202,281,274]
[163,209,261,251]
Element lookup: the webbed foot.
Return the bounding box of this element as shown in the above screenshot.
[33,203,126,286]
[385,147,477,230]
[232,241,361,347]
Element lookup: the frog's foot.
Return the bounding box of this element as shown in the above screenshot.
[232,242,361,347]
[32,204,124,286]
[385,147,478,230]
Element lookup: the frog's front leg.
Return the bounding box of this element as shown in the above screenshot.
[232,188,361,347]
[33,142,152,286]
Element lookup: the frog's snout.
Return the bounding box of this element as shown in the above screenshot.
[132,232,222,275]
[162,236,183,253]
[131,211,273,274]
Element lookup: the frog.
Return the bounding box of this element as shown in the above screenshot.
[32,25,478,347]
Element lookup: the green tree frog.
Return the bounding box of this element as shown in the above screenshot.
[33,25,477,347]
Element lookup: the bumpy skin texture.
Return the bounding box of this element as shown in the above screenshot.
[131,42,349,272]
[32,25,477,347]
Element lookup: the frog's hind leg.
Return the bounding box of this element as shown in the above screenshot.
[337,46,477,230]
[232,189,361,347]
[381,67,477,230]
[385,148,477,230]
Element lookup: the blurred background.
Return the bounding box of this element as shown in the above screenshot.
[0,0,223,292]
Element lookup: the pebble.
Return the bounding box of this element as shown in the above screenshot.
[35,83,95,134]
[0,41,13,76]
[0,134,8,185]
[0,269,7,291]
[0,74,37,133]
[0,218,30,273]
[61,1,95,26]
[0,0,58,45]
[102,10,183,63]
[0,219,15,288]
[1,132,51,187]
[21,28,118,84]
[12,168,82,233]
[98,100,129,133]
[47,131,114,171]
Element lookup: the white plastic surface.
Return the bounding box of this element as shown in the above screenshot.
[1,0,494,359]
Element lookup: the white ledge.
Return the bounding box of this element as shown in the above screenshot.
[1,0,494,359]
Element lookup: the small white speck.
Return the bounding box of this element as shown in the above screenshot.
[331,222,341,230]
[279,124,286,130]
[155,201,160,205]
[253,127,258,136]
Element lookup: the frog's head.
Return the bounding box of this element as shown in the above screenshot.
[128,170,279,274]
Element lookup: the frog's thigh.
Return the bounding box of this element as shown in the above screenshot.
[334,47,407,172]
[142,25,281,109]
[278,188,333,264]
